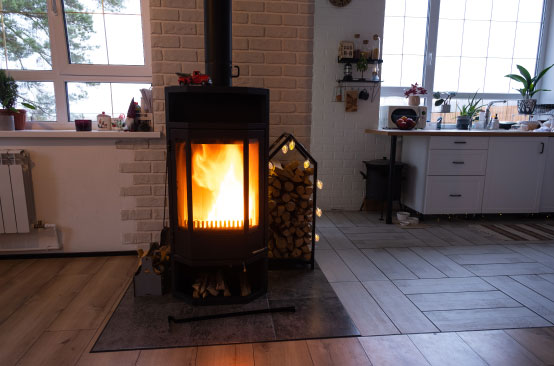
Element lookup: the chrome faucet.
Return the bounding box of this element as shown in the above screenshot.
[484,100,506,129]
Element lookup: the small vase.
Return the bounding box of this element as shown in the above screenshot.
[13,109,27,130]
[408,95,420,106]
[440,104,451,113]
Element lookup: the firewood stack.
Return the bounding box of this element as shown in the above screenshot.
[192,271,252,298]
[192,271,231,298]
[268,161,314,261]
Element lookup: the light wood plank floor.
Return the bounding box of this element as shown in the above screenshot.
[1,212,554,365]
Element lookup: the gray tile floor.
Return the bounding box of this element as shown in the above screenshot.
[315,211,554,336]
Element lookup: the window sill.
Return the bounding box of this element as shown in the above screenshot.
[0,130,161,139]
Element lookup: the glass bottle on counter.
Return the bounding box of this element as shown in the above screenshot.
[372,34,381,61]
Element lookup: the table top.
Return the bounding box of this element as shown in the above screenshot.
[365,128,554,137]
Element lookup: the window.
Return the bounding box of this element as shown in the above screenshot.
[0,0,151,123]
[381,0,548,117]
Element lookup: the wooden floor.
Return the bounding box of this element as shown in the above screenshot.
[1,212,554,365]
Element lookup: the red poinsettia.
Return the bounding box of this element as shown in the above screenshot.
[404,83,427,97]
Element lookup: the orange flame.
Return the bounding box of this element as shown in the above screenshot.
[186,143,258,229]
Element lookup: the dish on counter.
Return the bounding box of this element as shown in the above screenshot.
[499,122,517,130]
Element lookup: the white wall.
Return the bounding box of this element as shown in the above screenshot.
[311,1,389,210]
[0,138,137,252]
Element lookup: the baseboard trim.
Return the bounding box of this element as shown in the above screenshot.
[0,250,136,260]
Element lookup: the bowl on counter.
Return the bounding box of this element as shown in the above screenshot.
[499,122,517,130]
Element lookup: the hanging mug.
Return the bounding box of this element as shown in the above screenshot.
[359,88,369,101]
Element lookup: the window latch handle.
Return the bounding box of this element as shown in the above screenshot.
[52,0,58,15]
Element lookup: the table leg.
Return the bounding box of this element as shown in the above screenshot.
[385,135,397,224]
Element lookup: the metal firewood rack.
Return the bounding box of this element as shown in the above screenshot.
[268,133,320,270]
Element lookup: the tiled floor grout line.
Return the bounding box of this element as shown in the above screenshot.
[318,211,554,336]
[480,275,554,327]
[386,247,450,279]
[316,233,403,336]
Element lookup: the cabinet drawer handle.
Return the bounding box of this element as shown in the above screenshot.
[452,161,465,164]
[449,194,462,197]
[454,141,467,144]
[540,142,545,154]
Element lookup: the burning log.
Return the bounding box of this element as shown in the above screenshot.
[268,160,314,261]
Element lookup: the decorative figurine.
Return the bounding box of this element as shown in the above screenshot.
[176,71,212,86]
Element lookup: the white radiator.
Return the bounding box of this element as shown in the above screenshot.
[0,150,35,234]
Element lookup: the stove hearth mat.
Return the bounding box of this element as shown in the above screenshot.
[91,267,359,352]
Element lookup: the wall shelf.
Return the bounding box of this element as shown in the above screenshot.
[338,57,383,64]
[333,80,382,103]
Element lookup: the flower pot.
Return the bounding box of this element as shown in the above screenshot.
[456,115,472,130]
[440,104,451,113]
[517,99,536,114]
[0,109,27,130]
[408,95,420,106]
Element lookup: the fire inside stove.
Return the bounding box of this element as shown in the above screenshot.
[176,141,259,230]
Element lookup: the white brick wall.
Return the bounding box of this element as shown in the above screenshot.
[117,0,315,246]
[310,1,390,210]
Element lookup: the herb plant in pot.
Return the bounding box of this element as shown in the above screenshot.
[433,91,456,113]
[0,70,36,130]
[505,64,554,115]
[356,56,369,81]
[456,91,483,130]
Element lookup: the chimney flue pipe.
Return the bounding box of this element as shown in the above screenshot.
[204,0,232,87]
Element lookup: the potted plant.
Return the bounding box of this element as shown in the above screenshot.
[505,64,554,114]
[456,91,483,130]
[356,56,369,81]
[0,69,36,130]
[404,83,427,106]
[433,91,456,113]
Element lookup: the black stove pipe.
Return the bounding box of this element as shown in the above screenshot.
[204,0,232,87]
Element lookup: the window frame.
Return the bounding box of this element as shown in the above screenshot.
[381,0,551,114]
[3,0,152,126]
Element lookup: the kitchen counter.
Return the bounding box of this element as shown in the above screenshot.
[365,128,554,137]
[365,128,554,224]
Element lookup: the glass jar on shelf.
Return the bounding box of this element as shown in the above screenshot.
[353,34,361,59]
[371,34,381,61]
[361,40,370,59]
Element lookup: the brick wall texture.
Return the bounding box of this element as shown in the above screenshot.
[118,0,315,246]
[150,0,315,145]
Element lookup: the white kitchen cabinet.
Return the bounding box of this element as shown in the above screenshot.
[482,137,548,213]
[425,176,485,214]
[401,135,551,215]
[401,136,489,214]
[540,138,554,212]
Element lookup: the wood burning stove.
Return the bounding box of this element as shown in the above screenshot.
[165,0,269,304]
[166,87,269,303]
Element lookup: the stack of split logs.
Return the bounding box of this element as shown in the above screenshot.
[192,271,251,298]
[268,161,314,261]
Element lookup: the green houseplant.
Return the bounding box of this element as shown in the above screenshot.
[0,69,36,130]
[505,64,554,114]
[356,56,369,81]
[456,91,483,130]
[433,91,456,113]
